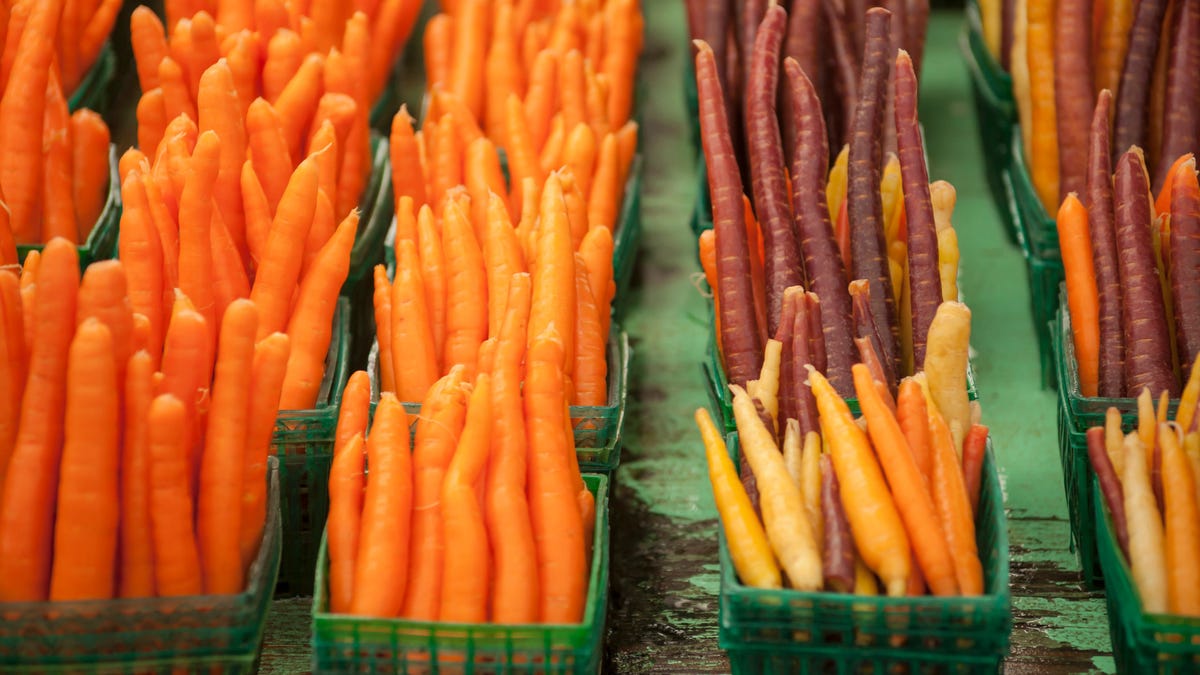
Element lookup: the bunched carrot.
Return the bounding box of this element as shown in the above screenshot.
[329,433,364,614]
[120,350,156,599]
[238,331,290,569]
[147,394,203,597]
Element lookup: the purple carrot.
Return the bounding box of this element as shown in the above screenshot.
[685,0,705,41]
[806,292,828,374]
[1114,149,1179,397]
[792,294,822,437]
[736,0,770,120]
[783,0,826,167]
[848,8,901,378]
[747,5,806,337]
[848,0,871,55]
[850,278,898,388]
[1086,427,1131,559]
[785,59,858,395]
[1001,0,1014,71]
[820,454,857,593]
[1156,0,1200,191]
[1113,0,1169,163]
[894,50,941,370]
[776,286,804,438]
[906,0,930,75]
[696,40,764,387]
[882,0,907,156]
[855,336,896,399]
[823,0,862,149]
[1170,157,1200,371]
[1055,0,1094,200]
[1088,90,1126,398]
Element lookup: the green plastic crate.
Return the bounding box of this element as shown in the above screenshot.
[1094,482,1200,673]
[0,457,282,674]
[347,134,397,288]
[612,154,643,313]
[1019,240,1064,391]
[960,0,1017,245]
[364,328,630,473]
[1009,125,1060,260]
[717,436,1012,673]
[1055,286,1181,432]
[703,308,981,433]
[68,41,117,115]
[1054,383,1104,588]
[271,297,353,597]
[17,144,122,269]
[310,473,610,674]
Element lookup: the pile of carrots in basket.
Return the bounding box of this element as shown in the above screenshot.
[0,0,116,254]
[0,242,286,602]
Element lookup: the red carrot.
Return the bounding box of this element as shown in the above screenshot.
[1055,0,1095,200]
[820,453,856,593]
[1113,0,1168,161]
[848,8,900,378]
[1088,426,1132,558]
[962,424,989,516]
[791,293,821,437]
[1158,0,1200,191]
[1088,90,1125,398]
[822,0,861,150]
[696,40,762,387]
[1115,149,1178,397]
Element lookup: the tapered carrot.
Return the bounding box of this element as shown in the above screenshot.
[281,211,358,409]
[465,137,508,242]
[71,110,111,240]
[251,155,319,340]
[1158,424,1200,615]
[0,273,23,476]
[602,0,639,125]
[1058,194,1101,396]
[211,212,252,324]
[178,131,221,343]
[48,319,119,601]
[1056,0,1094,200]
[119,173,166,360]
[447,0,487,120]
[0,0,63,243]
[529,175,577,377]
[1170,158,1200,370]
[146,394,204,597]
[423,13,455,94]
[350,393,413,617]
[391,238,440,402]
[41,73,75,244]
[1087,90,1125,398]
[929,406,984,595]
[197,61,249,259]
[1124,431,1168,611]
[0,238,77,602]
[274,53,326,163]
[962,424,990,516]
[573,253,607,406]
[263,29,304,103]
[130,6,168,93]
[578,226,613,339]
[183,12,221,95]
[329,429,365,615]
[390,107,427,209]
[808,367,911,596]
[485,194,527,340]
[1026,0,1060,212]
[403,367,469,619]
[118,351,156,599]
[238,331,290,568]
[159,57,196,126]
[440,202,488,380]
[507,93,547,219]
[1114,0,1168,164]
[587,132,621,232]
[159,301,211,498]
[525,331,588,622]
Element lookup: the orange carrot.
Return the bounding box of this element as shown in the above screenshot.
[447,0,488,119]
[440,373,494,622]
[573,253,607,406]
[1027,0,1061,212]
[602,0,640,125]
[197,61,249,260]
[158,57,196,126]
[524,49,559,151]
[147,394,204,597]
[74,261,134,393]
[246,97,294,215]
[1160,424,1200,615]
[238,331,290,568]
[119,350,156,598]
[1058,193,1101,396]
[391,236,440,401]
[442,201,488,380]
[140,171,179,294]
[529,175,577,376]
[281,211,358,409]
[373,265,397,394]
[506,93,547,218]
[251,155,319,340]
[587,132,620,231]
[159,303,212,498]
[242,161,273,265]
[263,29,304,104]
[328,432,365,614]
[929,406,984,595]
[579,226,614,339]
[423,14,455,95]
[274,53,326,163]
[564,123,597,205]
[428,115,463,209]
[897,378,934,485]
[119,173,166,363]
[0,238,78,602]
[71,110,111,239]
[42,73,76,244]
[390,106,427,208]
[465,137,508,242]
[0,272,24,476]
[485,0,523,145]
[210,212,252,324]
[484,193,527,340]
[130,6,168,93]
[178,131,221,345]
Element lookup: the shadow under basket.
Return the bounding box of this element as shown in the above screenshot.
[0,457,283,674]
[1095,482,1200,674]
[310,473,611,674]
[717,436,1012,674]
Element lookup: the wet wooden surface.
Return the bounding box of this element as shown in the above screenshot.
[254,2,1117,672]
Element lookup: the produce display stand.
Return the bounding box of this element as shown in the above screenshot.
[0,459,283,674]
[310,474,611,674]
[1094,486,1200,673]
[717,437,1012,673]
[16,144,122,269]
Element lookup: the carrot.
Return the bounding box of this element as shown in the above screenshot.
[48,319,118,601]
[130,6,168,93]
[117,350,156,599]
[40,73,75,244]
[177,131,221,346]
[440,202,488,381]
[960,424,989,518]
[211,212,252,324]
[119,173,166,360]
[1088,425,1131,558]
[236,329,290,569]
[413,205,447,370]
[1115,149,1179,397]
[251,154,319,340]
[1123,431,1168,611]
[403,368,468,619]
[927,405,983,596]
[274,54,326,163]
[71,110,111,240]
[586,132,620,232]
[1158,1,1200,191]
[506,94,546,220]
[524,49,559,153]
[1169,158,1200,372]
[484,2,522,146]
[781,61,854,395]
[746,6,804,338]
[0,272,23,477]
[328,428,365,615]
[1057,194,1102,396]
[390,106,427,209]
[848,8,901,379]
[1114,0,1169,162]
[1096,0,1133,97]
[808,368,911,596]
[924,302,973,455]
[823,1,859,149]
[697,407,781,589]
[0,238,78,601]
[1159,424,1200,615]
[696,40,761,387]
[466,138,508,244]
[850,280,898,391]
[1026,0,1060,212]
[528,175,578,378]
[145,394,204,597]
[1055,0,1094,200]
[447,0,487,120]
[853,364,959,596]
[1087,90,1126,398]
[263,29,303,103]
[819,453,857,593]
[349,393,413,617]
[525,332,588,621]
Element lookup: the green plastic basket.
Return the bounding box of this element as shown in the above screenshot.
[0,457,282,674]
[717,436,1012,673]
[1019,240,1064,391]
[311,473,610,674]
[612,154,644,314]
[68,41,117,115]
[1095,482,1200,673]
[960,0,1017,245]
[347,133,397,288]
[1009,125,1060,260]
[1054,383,1104,588]
[703,309,981,433]
[364,328,630,473]
[17,144,122,269]
[271,297,353,597]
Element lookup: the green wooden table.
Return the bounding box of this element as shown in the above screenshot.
[258,3,1114,672]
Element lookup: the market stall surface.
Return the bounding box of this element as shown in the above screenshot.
[258,3,1113,672]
